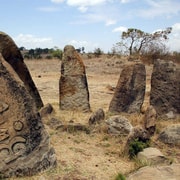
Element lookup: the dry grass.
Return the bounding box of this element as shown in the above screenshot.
[9,56,180,180]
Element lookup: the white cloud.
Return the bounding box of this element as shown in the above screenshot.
[172,23,180,32]
[120,0,131,3]
[106,19,116,26]
[112,26,127,32]
[51,0,109,6]
[78,6,88,13]
[70,11,117,26]
[68,39,99,52]
[67,0,107,7]
[13,34,54,49]
[51,0,65,3]
[51,0,112,12]
[37,6,59,12]
[137,0,180,18]
[168,23,180,51]
[50,0,120,25]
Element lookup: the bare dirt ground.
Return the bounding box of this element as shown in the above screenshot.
[11,56,180,180]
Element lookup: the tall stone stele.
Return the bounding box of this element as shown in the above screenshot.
[0,31,43,109]
[0,54,56,178]
[109,63,146,113]
[150,59,180,116]
[59,45,90,112]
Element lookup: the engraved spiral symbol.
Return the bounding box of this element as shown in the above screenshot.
[12,142,26,154]
[13,121,24,131]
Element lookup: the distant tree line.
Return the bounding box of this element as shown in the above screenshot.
[19,47,63,60]
[19,46,106,60]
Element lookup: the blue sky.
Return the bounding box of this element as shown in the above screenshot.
[1,0,180,52]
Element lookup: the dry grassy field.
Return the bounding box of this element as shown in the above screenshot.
[11,56,180,180]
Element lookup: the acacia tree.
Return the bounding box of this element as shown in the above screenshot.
[116,27,172,56]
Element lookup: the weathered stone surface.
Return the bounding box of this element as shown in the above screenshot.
[59,45,90,112]
[144,105,157,136]
[89,108,105,125]
[109,63,146,113]
[150,59,180,116]
[0,54,56,178]
[106,115,133,135]
[137,147,167,165]
[158,124,180,146]
[127,163,180,180]
[0,31,43,109]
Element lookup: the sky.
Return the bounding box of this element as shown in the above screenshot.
[1,0,180,53]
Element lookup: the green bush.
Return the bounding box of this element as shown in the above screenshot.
[129,139,150,158]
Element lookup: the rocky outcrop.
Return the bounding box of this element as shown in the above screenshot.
[0,54,56,178]
[59,45,90,112]
[0,31,43,109]
[158,124,180,146]
[150,59,180,116]
[109,63,146,113]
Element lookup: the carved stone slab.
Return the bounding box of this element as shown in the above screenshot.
[0,54,56,178]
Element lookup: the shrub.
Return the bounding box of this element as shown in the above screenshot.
[129,139,150,158]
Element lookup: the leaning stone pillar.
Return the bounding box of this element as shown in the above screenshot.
[0,31,43,109]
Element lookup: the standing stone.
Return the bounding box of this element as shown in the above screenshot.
[109,63,146,113]
[150,59,180,116]
[59,45,90,112]
[0,31,43,109]
[0,54,56,178]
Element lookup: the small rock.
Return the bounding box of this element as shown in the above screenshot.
[158,124,180,146]
[40,103,54,117]
[127,163,180,180]
[106,115,133,135]
[89,108,105,125]
[137,147,167,165]
[164,111,176,119]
